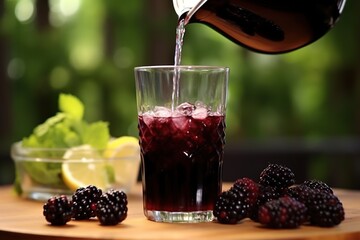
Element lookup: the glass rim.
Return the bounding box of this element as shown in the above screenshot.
[134,65,229,71]
[10,142,140,161]
[11,141,140,152]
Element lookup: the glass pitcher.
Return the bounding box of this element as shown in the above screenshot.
[173,0,346,54]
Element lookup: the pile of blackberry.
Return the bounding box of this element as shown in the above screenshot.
[213,163,345,228]
[43,185,128,226]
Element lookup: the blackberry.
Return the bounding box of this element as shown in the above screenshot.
[258,196,307,228]
[284,184,310,201]
[213,188,249,224]
[250,185,282,222]
[72,185,102,220]
[302,179,333,194]
[231,177,260,208]
[96,190,128,225]
[43,195,73,225]
[303,190,345,227]
[259,163,295,190]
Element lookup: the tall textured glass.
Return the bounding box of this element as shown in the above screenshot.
[135,66,229,223]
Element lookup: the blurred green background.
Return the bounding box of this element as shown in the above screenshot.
[1,0,359,188]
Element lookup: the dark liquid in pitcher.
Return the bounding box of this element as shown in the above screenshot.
[184,0,345,53]
[139,112,225,212]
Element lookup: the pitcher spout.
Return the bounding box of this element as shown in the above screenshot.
[173,0,208,25]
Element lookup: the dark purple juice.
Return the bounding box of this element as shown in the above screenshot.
[138,108,225,212]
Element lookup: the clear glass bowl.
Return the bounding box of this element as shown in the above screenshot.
[11,142,141,201]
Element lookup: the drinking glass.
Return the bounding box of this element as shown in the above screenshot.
[134,65,229,222]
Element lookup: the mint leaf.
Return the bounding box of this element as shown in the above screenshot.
[59,93,84,120]
[23,114,81,148]
[82,121,110,149]
[33,112,66,138]
[23,161,65,187]
[20,93,111,187]
[22,135,40,148]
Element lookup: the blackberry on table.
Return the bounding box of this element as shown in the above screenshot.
[43,195,73,225]
[303,190,345,227]
[259,163,295,190]
[249,185,282,222]
[284,184,311,202]
[258,196,307,229]
[72,185,102,220]
[96,190,128,225]
[231,177,260,208]
[211,163,346,228]
[213,188,249,224]
[302,179,333,194]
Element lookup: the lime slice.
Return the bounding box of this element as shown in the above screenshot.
[61,145,112,191]
[103,136,140,190]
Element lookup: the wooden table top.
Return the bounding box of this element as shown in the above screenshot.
[0,183,360,240]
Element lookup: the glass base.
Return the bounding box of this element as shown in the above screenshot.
[22,187,73,201]
[144,210,214,223]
